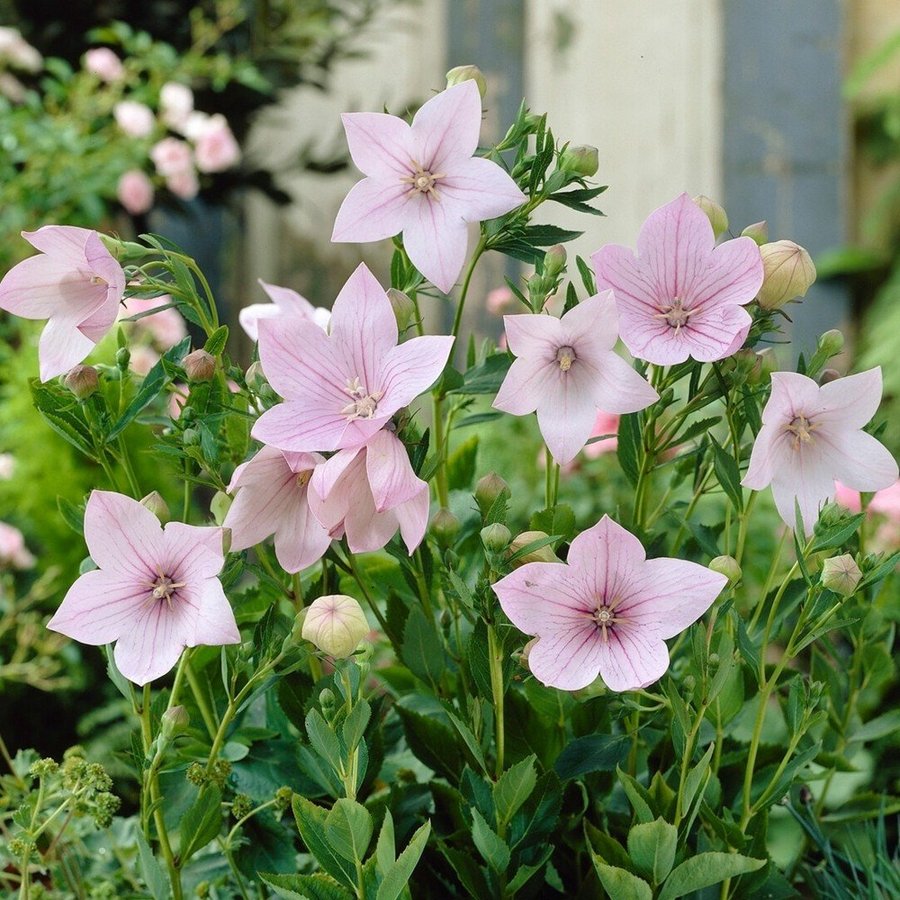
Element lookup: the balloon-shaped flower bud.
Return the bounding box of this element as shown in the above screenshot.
[741,221,769,245]
[544,244,567,276]
[302,594,369,658]
[386,288,416,332]
[507,531,558,567]
[757,240,816,310]
[140,491,170,524]
[817,328,844,358]
[184,349,216,383]
[709,555,742,584]
[210,491,232,527]
[475,472,510,516]
[692,195,729,239]
[430,508,461,547]
[64,364,99,400]
[160,705,190,740]
[559,144,599,177]
[446,64,487,98]
[480,523,511,553]
[820,554,862,597]
[245,360,266,390]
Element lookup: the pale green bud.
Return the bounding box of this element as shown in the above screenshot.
[302,594,369,658]
[387,288,417,331]
[757,240,817,310]
[140,491,170,524]
[481,523,511,553]
[559,144,599,177]
[507,530,558,566]
[64,364,99,400]
[741,221,769,245]
[821,554,862,597]
[475,472,510,516]
[160,705,189,740]
[446,64,487,98]
[817,329,844,358]
[430,508,460,547]
[210,490,232,526]
[693,195,729,239]
[544,244,567,276]
[183,349,216,382]
[709,555,742,583]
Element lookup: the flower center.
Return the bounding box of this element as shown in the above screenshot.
[401,158,446,200]
[654,296,695,332]
[557,346,576,371]
[89,274,108,286]
[786,414,817,449]
[149,572,186,608]
[340,376,384,421]
[591,601,626,643]
[296,470,312,489]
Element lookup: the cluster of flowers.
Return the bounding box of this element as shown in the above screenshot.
[83,47,241,213]
[0,26,42,102]
[1,76,897,694]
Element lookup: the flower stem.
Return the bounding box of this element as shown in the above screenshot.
[487,624,506,778]
[544,448,560,508]
[451,236,487,341]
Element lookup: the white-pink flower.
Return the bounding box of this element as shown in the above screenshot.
[121,295,187,349]
[308,430,430,555]
[224,446,331,572]
[47,491,239,685]
[239,280,331,343]
[742,369,898,534]
[493,515,727,691]
[584,411,620,459]
[0,522,36,570]
[150,137,193,177]
[114,100,155,138]
[193,114,241,173]
[166,168,200,200]
[160,81,194,131]
[252,263,453,453]
[83,47,124,83]
[0,27,42,72]
[493,291,658,465]
[0,226,125,380]
[117,169,155,215]
[592,193,764,365]
[332,80,525,293]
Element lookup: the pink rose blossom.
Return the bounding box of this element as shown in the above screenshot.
[742,369,898,534]
[0,226,125,380]
[584,411,620,459]
[224,446,331,572]
[160,81,194,130]
[117,169,155,215]
[239,280,331,342]
[83,47,124,83]
[47,491,239,685]
[121,295,187,349]
[332,80,526,293]
[114,100,155,138]
[193,114,241,173]
[308,430,429,554]
[493,515,727,691]
[252,263,453,454]
[0,522,36,570]
[493,291,658,465]
[592,193,764,365]
[150,137,193,177]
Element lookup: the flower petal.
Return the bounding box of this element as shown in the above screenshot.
[113,602,190,685]
[331,177,413,243]
[439,156,525,221]
[560,291,620,352]
[823,430,899,493]
[681,303,752,363]
[0,255,106,320]
[83,490,165,580]
[178,579,241,647]
[692,236,763,310]
[341,111,414,178]
[535,364,607,465]
[378,334,455,415]
[770,447,836,534]
[411,80,482,171]
[817,368,883,429]
[493,564,593,633]
[742,424,791,490]
[38,314,97,381]
[252,399,383,454]
[394,486,430,554]
[527,624,605,691]
[402,195,469,293]
[566,515,646,601]
[592,243,662,313]
[596,626,670,692]
[576,350,659,415]
[493,355,555,416]
[365,429,426,511]
[163,522,225,581]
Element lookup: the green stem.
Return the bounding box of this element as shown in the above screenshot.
[185,661,218,741]
[450,236,487,340]
[344,550,390,636]
[117,438,142,497]
[487,625,506,778]
[433,391,450,509]
[544,448,560,508]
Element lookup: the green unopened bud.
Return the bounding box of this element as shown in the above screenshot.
[693,195,729,239]
[319,687,336,718]
[757,240,817,310]
[430,508,460,547]
[182,427,200,447]
[544,244,567,276]
[98,234,146,263]
[507,530,558,566]
[821,554,862,597]
[682,674,696,694]
[302,594,369,658]
[709,555,742,583]
[210,490,232,526]
[445,64,487,98]
[183,349,216,382]
[274,786,293,811]
[708,653,720,667]
[475,472,510,516]
[140,491,170,523]
[245,360,266,390]
[386,288,416,331]
[116,347,130,371]
[481,523,511,553]
[819,368,842,385]
[559,144,599,177]
[64,364,99,400]
[748,347,777,385]
[741,221,769,245]
[160,705,190,740]
[817,329,844,359]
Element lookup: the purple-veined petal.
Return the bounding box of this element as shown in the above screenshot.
[764,372,820,425]
[112,601,192,685]
[503,312,565,358]
[178,579,241,647]
[163,523,224,581]
[575,350,659,415]
[411,80,482,171]
[822,430,898,493]
[526,623,605,691]
[493,564,592,633]
[691,236,763,310]
[331,177,413,243]
[38,314,98,381]
[395,485,430,554]
[23,225,94,266]
[535,364,607,465]
[680,303,753,363]
[439,156,525,221]
[560,291,620,353]
[596,625,670,692]
[402,194,469,293]
[341,111,414,179]
[742,424,790,490]
[493,355,557,416]
[770,447,837,534]
[0,255,107,321]
[816,368,883,430]
[365,429,426,511]
[566,515,646,601]
[83,490,165,580]
[378,334,455,414]
[252,399,385,454]
[272,490,332,573]
[615,298,690,365]
[592,243,663,312]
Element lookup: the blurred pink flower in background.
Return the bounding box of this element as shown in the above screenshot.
[0,522,36,570]
[117,169,155,215]
[129,345,160,376]
[239,280,331,342]
[160,81,194,131]
[83,47,124,82]
[835,478,900,551]
[0,27,42,72]
[151,137,193,177]
[121,295,187,349]
[194,114,241,173]
[0,453,15,479]
[166,169,199,200]
[584,411,620,459]
[114,100,155,138]
[487,286,516,316]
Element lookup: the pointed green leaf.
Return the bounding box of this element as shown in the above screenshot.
[627,818,677,884]
[375,820,431,900]
[658,853,765,900]
[470,807,510,872]
[591,859,653,900]
[324,798,373,865]
[292,796,357,889]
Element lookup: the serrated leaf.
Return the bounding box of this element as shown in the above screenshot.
[292,796,357,889]
[325,798,373,864]
[811,513,866,551]
[657,852,765,900]
[529,504,576,541]
[204,325,229,356]
[135,828,169,900]
[470,807,510,872]
[260,872,353,900]
[710,437,744,512]
[494,755,537,826]
[376,820,431,900]
[627,818,677,884]
[554,734,631,780]
[375,810,395,874]
[178,785,222,864]
[401,606,446,687]
[306,709,343,772]
[592,860,653,900]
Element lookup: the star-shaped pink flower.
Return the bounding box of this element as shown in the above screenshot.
[224,445,331,573]
[493,515,727,692]
[742,368,898,534]
[308,429,429,555]
[492,291,659,465]
[0,226,125,380]
[252,263,453,453]
[48,491,239,685]
[332,80,526,293]
[238,279,331,342]
[592,194,764,365]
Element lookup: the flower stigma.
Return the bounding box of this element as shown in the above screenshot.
[401,158,446,200]
[557,346,576,371]
[340,376,384,421]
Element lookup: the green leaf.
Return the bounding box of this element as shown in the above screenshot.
[376,820,431,900]
[852,709,900,743]
[306,709,343,772]
[401,606,446,687]
[375,810,395,874]
[554,734,631,780]
[325,798,374,864]
[710,437,744,513]
[57,496,85,535]
[617,412,642,486]
[681,743,714,821]
[260,872,353,900]
[521,223,584,245]
[576,255,596,294]
[342,699,372,754]
[470,807,510,872]
[447,435,478,491]
[203,325,229,356]
[292,795,357,889]
[591,860,653,900]
[811,513,866,552]
[494,755,537,826]
[448,353,513,396]
[657,852,765,900]
[29,380,96,459]
[627,818,677,885]
[617,768,655,823]
[135,829,169,900]
[529,504,576,542]
[178,785,222,864]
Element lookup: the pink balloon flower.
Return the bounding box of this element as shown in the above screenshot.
[332,80,526,293]
[308,429,429,555]
[48,491,239,685]
[493,515,727,692]
[592,193,764,365]
[224,445,332,573]
[238,280,331,342]
[742,368,898,534]
[493,291,658,466]
[0,226,125,380]
[252,263,453,454]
